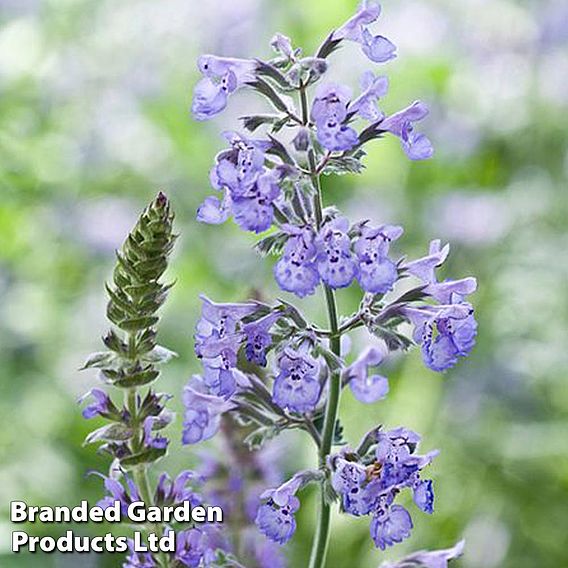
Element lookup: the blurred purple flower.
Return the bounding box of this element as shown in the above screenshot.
[182,384,235,444]
[345,345,389,403]
[255,475,302,544]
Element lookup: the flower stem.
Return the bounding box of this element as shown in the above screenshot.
[306,124,342,568]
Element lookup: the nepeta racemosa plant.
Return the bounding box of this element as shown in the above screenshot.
[188,2,475,567]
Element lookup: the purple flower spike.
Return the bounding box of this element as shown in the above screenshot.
[255,475,302,545]
[273,347,321,413]
[345,345,389,403]
[333,1,396,64]
[355,224,403,294]
[381,101,433,160]
[182,383,235,444]
[370,504,413,550]
[315,217,358,289]
[331,457,376,516]
[350,71,389,121]
[192,56,257,120]
[274,225,320,298]
[311,84,358,151]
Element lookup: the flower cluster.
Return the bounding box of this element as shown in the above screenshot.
[186,2,477,565]
[330,428,438,549]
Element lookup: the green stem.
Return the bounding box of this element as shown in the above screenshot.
[300,83,342,568]
[125,385,170,568]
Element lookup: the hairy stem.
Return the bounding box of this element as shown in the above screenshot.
[301,83,342,568]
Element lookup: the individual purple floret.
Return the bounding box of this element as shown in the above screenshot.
[243,312,282,366]
[345,345,389,403]
[198,132,284,233]
[80,388,117,420]
[143,416,169,450]
[350,71,389,121]
[192,56,257,120]
[311,84,358,151]
[380,540,465,568]
[332,1,396,64]
[381,101,434,160]
[402,303,476,372]
[330,456,377,516]
[370,503,413,550]
[175,527,217,567]
[355,224,403,294]
[182,384,235,444]
[195,294,257,360]
[273,347,321,413]
[96,475,141,517]
[154,470,202,508]
[197,192,231,225]
[315,217,358,289]
[274,225,320,298]
[255,475,302,545]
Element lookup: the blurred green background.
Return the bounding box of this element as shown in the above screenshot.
[1,0,567,566]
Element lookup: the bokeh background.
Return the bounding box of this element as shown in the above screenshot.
[1,0,567,566]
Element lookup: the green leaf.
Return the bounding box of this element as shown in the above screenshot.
[244,425,280,450]
[142,345,178,364]
[113,368,159,388]
[254,232,288,257]
[81,351,117,370]
[322,155,366,176]
[120,447,167,469]
[84,423,133,446]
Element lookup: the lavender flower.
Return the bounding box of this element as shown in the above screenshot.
[192,56,257,120]
[80,388,117,420]
[273,225,320,298]
[350,71,389,121]
[175,527,216,567]
[255,475,302,545]
[273,347,321,413]
[381,101,434,160]
[182,384,235,444]
[311,84,358,151]
[355,224,403,294]
[333,1,396,64]
[244,312,282,366]
[316,217,358,288]
[370,503,413,550]
[345,345,389,403]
